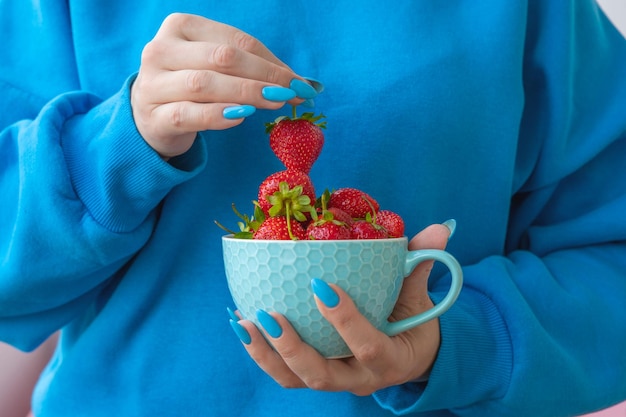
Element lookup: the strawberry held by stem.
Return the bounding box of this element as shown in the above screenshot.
[266,110,326,174]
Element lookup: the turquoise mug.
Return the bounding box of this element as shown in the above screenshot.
[222,236,463,358]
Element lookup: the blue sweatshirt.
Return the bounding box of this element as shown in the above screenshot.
[1,1,626,416]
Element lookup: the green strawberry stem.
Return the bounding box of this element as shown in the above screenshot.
[265,110,327,134]
[285,203,295,240]
[214,220,237,235]
[267,181,318,240]
[362,198,386,232]
[214,202,264,239]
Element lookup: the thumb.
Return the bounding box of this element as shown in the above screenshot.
[391,221,455,320]
[408,220,455,252]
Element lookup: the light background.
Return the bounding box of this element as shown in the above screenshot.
[598,0,626,37]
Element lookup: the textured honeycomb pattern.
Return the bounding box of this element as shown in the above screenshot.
[222,237,406,358]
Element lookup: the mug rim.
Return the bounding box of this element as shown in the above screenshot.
[222,234,408,243]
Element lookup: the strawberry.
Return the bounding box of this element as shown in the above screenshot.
[307,221,351,240]
[219,111,408,242]
[350,219,388,239]
[315,189,353,226]
[257,170,316,217]
[328,188,380,219]
[257,170,317,240]
[327,207,353,226]
[266,111,326,174]
[376,210,405,238]
[254,216,307,240]
[306,209,351,240]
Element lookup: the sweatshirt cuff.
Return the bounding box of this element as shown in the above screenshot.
[61,76,207,232]
[373,278,513,414]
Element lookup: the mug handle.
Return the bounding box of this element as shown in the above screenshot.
[382,249,463,337]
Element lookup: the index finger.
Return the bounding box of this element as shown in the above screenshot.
[312,282,396,372]
[158,13,291,69]
[254,311,375,393]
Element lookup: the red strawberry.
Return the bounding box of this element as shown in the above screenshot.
[266,112,326,174]
[314,189,353,226]
[376,210,405,238]
[306,221,351,240]
[327,207,353,226]
[350,220,388,239]
[254,216,307,240]
[328,188,380,219]
[257,170,316,216]
[306,209,351,240]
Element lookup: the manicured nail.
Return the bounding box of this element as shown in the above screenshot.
[289,79,318,99]
[303,77,324,93]
[226,306,239,322]
[262,86,297,102]
[300,98,315,108]
[256,310,282,338]
[229,319,252,345]
[223,105,256,119]
[442,219,457,241]
[311,278,339,308]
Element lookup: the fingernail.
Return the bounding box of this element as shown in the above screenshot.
[442,219,457,241]
[256,310,283,338]
[311,278,339,308]
[289,79,318,99]
[300,98,315,108]
[226,306,239,322]
[229,319,252,345]
[223,105,256,119]
[303,77,324,93]
[262,86,297,102]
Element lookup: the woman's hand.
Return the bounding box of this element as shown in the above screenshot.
[131,13,317,158]
[233,224,451,395]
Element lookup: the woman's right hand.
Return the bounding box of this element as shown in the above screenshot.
[130,13,318,159]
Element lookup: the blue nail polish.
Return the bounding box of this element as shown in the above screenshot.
[229,319,252,345]
[256,310,283,338]
[311,278,339,308]
[300,98,315,108]
[262,86,297,102]
[303,77,324,93]
[289,79,318,99]
[223,105,256,119]
[442,219,457,240]
[227,306,239,322]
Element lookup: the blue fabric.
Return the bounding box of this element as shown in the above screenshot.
[1,1,625,416]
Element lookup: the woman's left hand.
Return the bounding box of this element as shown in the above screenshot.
[233,224,451,395]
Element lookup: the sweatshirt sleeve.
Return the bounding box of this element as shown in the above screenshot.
[373,1,626,416]
[0,77,207,351]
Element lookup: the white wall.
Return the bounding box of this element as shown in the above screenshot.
[597,0,626,37]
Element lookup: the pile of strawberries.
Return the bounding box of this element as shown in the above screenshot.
[220,110,405,240]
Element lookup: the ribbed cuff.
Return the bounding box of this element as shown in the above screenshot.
[373,282,512,414]
[61,76,207,232]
